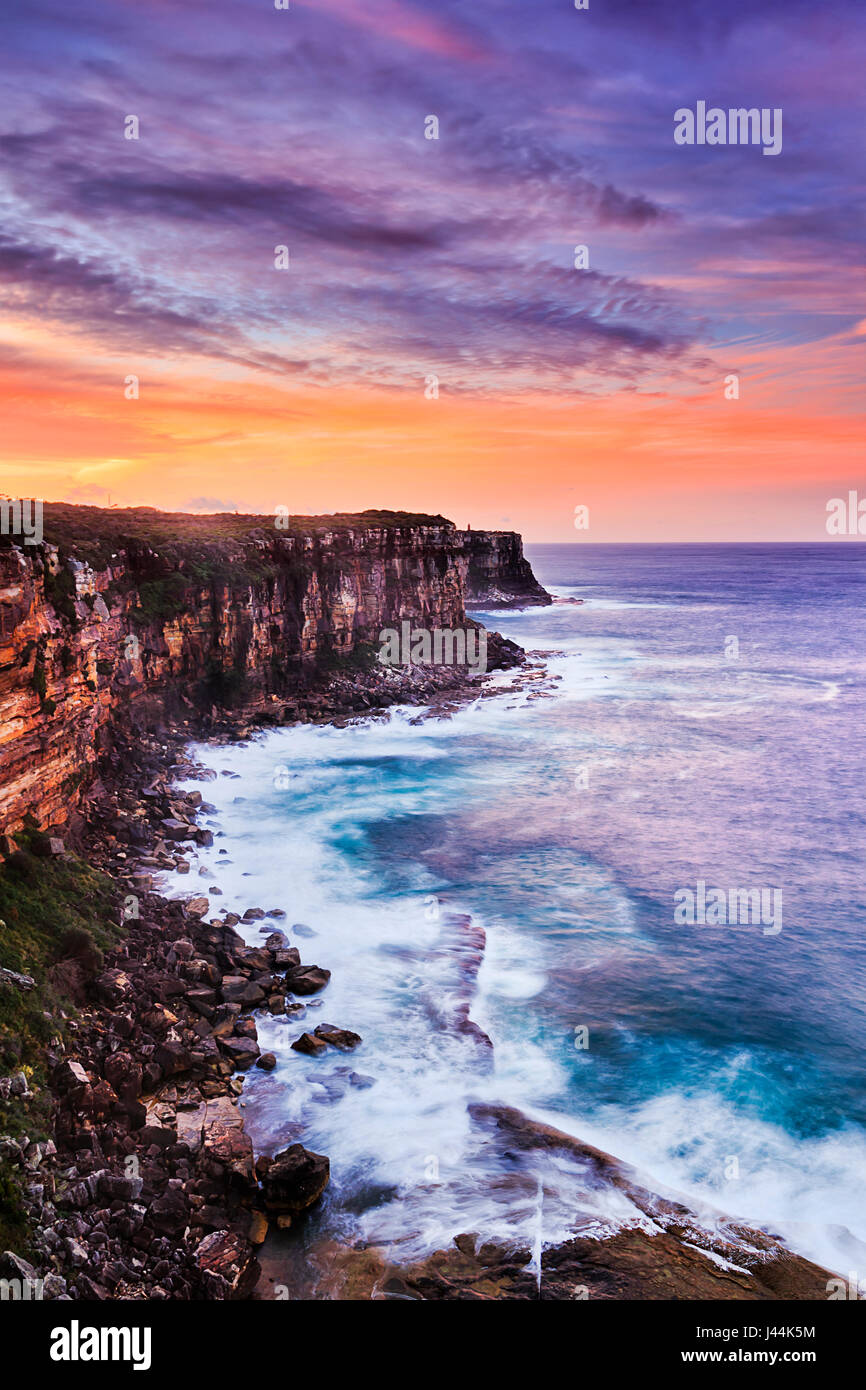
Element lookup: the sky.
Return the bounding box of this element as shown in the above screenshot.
[0,0,863,540]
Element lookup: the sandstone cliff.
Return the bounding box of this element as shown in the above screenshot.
[458,530,551,609]
[0,506,548,835]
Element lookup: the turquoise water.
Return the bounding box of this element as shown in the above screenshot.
[168,543,866,1278]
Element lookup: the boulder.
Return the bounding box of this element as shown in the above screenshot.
[103,1052,142,1100]
[54,1059,90,1093]
[155,1041,193,1077]
[201,1101,256,1186]
[220,977,265,1007]
[274,948,300,970]
[97,1172,143,1202]
[260,1143,330,1214]
[176,1104,208,1155]
[149,1183,189,1235]
[94,970,132,1007]
[218,1036,260,1069]
[195,1230,259,1300]
[291,1032,328,1057]
[314,1023,362,1052]
[161,818,194,841]
[284,965,331,995]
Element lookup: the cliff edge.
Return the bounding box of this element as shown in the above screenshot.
[0,505,550,835]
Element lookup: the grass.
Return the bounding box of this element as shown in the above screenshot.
[1,504,456,573]
[0,827,124,1254]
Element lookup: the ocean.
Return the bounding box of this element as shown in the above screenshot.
[166,542,866,1286]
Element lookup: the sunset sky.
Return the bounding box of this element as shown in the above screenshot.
[0,0,863,540]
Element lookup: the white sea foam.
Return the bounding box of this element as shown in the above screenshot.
[157,594,864,1280]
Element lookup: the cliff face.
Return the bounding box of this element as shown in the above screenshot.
[0,506,549,835]
[458,531,551,609]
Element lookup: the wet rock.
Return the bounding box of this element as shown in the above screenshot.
[255,1053,277,1071]
[220,978,265,1007]
[284,965,331,995]
[314,1023,361,1052]
[291,1032,328,1057]
[273,948,300,970]
[247,1211,268,1245]
[260,1144,330,1214]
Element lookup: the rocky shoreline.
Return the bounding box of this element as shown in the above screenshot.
[0,641,560,1301]
[0,564,837,1302]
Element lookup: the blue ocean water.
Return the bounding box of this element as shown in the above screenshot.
[169,543,866,1280]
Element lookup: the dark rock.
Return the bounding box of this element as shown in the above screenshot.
[155,1041,193,1076]
[291,1032,328,1056]
[149,1184,189,1235]
[218,1036,260,1069]
[161,818,194,841]
[284,965,331,995]
[97,1172,143,1202]
[260,1144,330,1214]
[94,970,132,1007]
[103,1052,142,1100]
[314,1023,361,1052]
[273,948,300,970]
[195,1230,259,1299]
